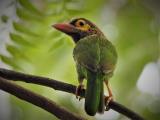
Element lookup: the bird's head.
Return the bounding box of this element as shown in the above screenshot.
[52,18,104,43]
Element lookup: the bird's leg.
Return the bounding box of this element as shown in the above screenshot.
[105,80,113,110]
[75,79,84,101]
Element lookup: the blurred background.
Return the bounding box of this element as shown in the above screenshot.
[0,0,159,120]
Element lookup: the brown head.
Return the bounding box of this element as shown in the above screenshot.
[52,18,104,43]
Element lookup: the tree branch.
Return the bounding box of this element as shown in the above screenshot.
[0,68,145,120]
[0,77,85,120]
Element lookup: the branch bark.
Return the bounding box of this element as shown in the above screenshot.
[0,77,85,120]
[0,68,145,120]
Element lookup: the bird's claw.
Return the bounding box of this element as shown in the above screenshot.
[105,96,113,111]
[75,84,84,101]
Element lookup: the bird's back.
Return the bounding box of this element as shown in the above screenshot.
[73,34,117,77]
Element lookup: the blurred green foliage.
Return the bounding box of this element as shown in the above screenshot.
[1,15,9,23]
[115,0,158,99]
[0,0,159,120]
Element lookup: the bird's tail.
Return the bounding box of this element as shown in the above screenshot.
[85,70,104,116]
[97,76,105,113]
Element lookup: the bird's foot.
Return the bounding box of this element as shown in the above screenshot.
[75,84,84,101]
[105,96,113,111]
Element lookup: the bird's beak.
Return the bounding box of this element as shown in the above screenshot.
[52,23,77,35]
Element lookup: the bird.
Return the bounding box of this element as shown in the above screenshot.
[52,18,118,116]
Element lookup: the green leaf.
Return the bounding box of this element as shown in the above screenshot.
[6,45,29,61]
[12,22,38,36]
[18,0,42,16]
[16,8,42,22]
[49,37,65,52]
[10,33,34,47]
[1,15,8,23]
[0,55,22,70]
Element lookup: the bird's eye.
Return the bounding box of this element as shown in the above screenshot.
[75,19,90,31]
[76,20,86,27]
[79,21,84,26]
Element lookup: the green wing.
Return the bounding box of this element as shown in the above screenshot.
[73,34,117,76]
[99,37,118,77]
[73,35,100,73]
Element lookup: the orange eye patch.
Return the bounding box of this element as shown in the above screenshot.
[75,19,90,31]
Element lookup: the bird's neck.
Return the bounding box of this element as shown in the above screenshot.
[72,32,104,43]
[72,34,81,43]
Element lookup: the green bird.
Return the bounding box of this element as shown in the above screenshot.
[53,18,117,116]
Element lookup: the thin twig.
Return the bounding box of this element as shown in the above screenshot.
[0,77,85,120]
[0,68,145,120]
